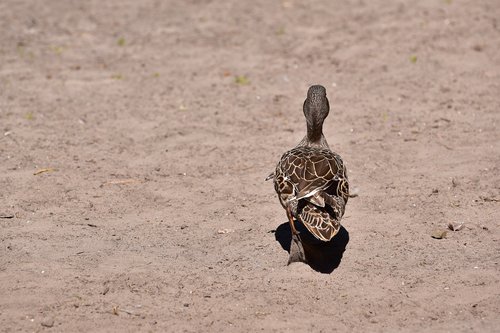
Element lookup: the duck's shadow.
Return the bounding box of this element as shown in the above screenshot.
[274,221,349,274]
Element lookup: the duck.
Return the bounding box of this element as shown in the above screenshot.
[267,85,349,264]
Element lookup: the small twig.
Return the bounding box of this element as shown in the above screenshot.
[436,141,453,150]
[112,306,141,316]
[34,168,56,175]
[120,308,141,316]
[101,178,140,186]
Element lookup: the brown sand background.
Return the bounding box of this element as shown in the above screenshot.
[1,0,499,331]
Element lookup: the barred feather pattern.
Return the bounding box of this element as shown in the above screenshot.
[273,146,349,241]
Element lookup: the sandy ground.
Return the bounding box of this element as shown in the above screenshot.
[1,0,499,332]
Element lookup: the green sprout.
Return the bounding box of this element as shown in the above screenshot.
[276,27,285,36]
[235,75,250,85]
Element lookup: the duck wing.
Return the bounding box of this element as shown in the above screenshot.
[274,146,349,241]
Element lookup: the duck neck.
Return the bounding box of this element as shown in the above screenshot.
[299,124,329,148]
[306,122,323,143]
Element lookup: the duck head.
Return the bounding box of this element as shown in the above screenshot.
[303,85,329,143]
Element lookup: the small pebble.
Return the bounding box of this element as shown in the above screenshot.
[349,187,360,198]
[431,229,447,239]
[448,222,464,231]
[217,229,234,234]
[102,286,110,295]
[41,317,54,328]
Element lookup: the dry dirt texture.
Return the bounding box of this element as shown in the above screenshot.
[1,0,499,332]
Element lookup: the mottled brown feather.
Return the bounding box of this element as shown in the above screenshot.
[273,146,349,241]
[270,85,349,242]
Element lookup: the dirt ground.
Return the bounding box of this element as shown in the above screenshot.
[1,0,499,332]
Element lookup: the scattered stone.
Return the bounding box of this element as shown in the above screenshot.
[472,44,483,52]
[480,195,499,202]
[349,187,360,198]
[41,317,54,328]
[448,222,464,231]
[431,229,447,239]
[217,228,234,234]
